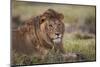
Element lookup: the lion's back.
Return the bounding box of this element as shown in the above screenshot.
[12,28,37,55]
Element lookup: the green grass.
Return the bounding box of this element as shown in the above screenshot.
[12,37,96,65]
[63,37,96,61]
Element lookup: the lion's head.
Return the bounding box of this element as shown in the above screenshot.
[39,9,65,46]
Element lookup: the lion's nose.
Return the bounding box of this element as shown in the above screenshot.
[55,32,60,36]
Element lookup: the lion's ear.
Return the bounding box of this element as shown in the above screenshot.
[59,13,64,20]
[40,15,46,24]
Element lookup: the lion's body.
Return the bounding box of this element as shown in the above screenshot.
[12,9,66,64]
[12,19,52,56]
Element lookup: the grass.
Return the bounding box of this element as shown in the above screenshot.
[63,34,96,61]
[12,37,96,65]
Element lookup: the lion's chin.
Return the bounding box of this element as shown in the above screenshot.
[53,38,61,44]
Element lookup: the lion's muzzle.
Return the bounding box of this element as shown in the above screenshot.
[53,33,62,44]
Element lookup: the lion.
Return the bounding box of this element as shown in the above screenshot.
[11,9,84,65]
[12,9,65,64]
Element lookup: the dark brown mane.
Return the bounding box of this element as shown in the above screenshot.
[42,9,63,20]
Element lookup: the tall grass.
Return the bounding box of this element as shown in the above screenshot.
[63,37,95,61]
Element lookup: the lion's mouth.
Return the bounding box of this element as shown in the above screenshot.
[53,37,62,44]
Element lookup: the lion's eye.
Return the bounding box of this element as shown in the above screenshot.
[41,19,45,22]
[49,24,53,27]
[58,24,61,26]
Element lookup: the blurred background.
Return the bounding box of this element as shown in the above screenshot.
[12,0,96,64]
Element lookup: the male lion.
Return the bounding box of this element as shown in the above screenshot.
[12,9,83,65]
[12,9,65,64]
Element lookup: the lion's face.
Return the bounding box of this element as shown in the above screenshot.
[46,19,64,44]
[40,11,65,44]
